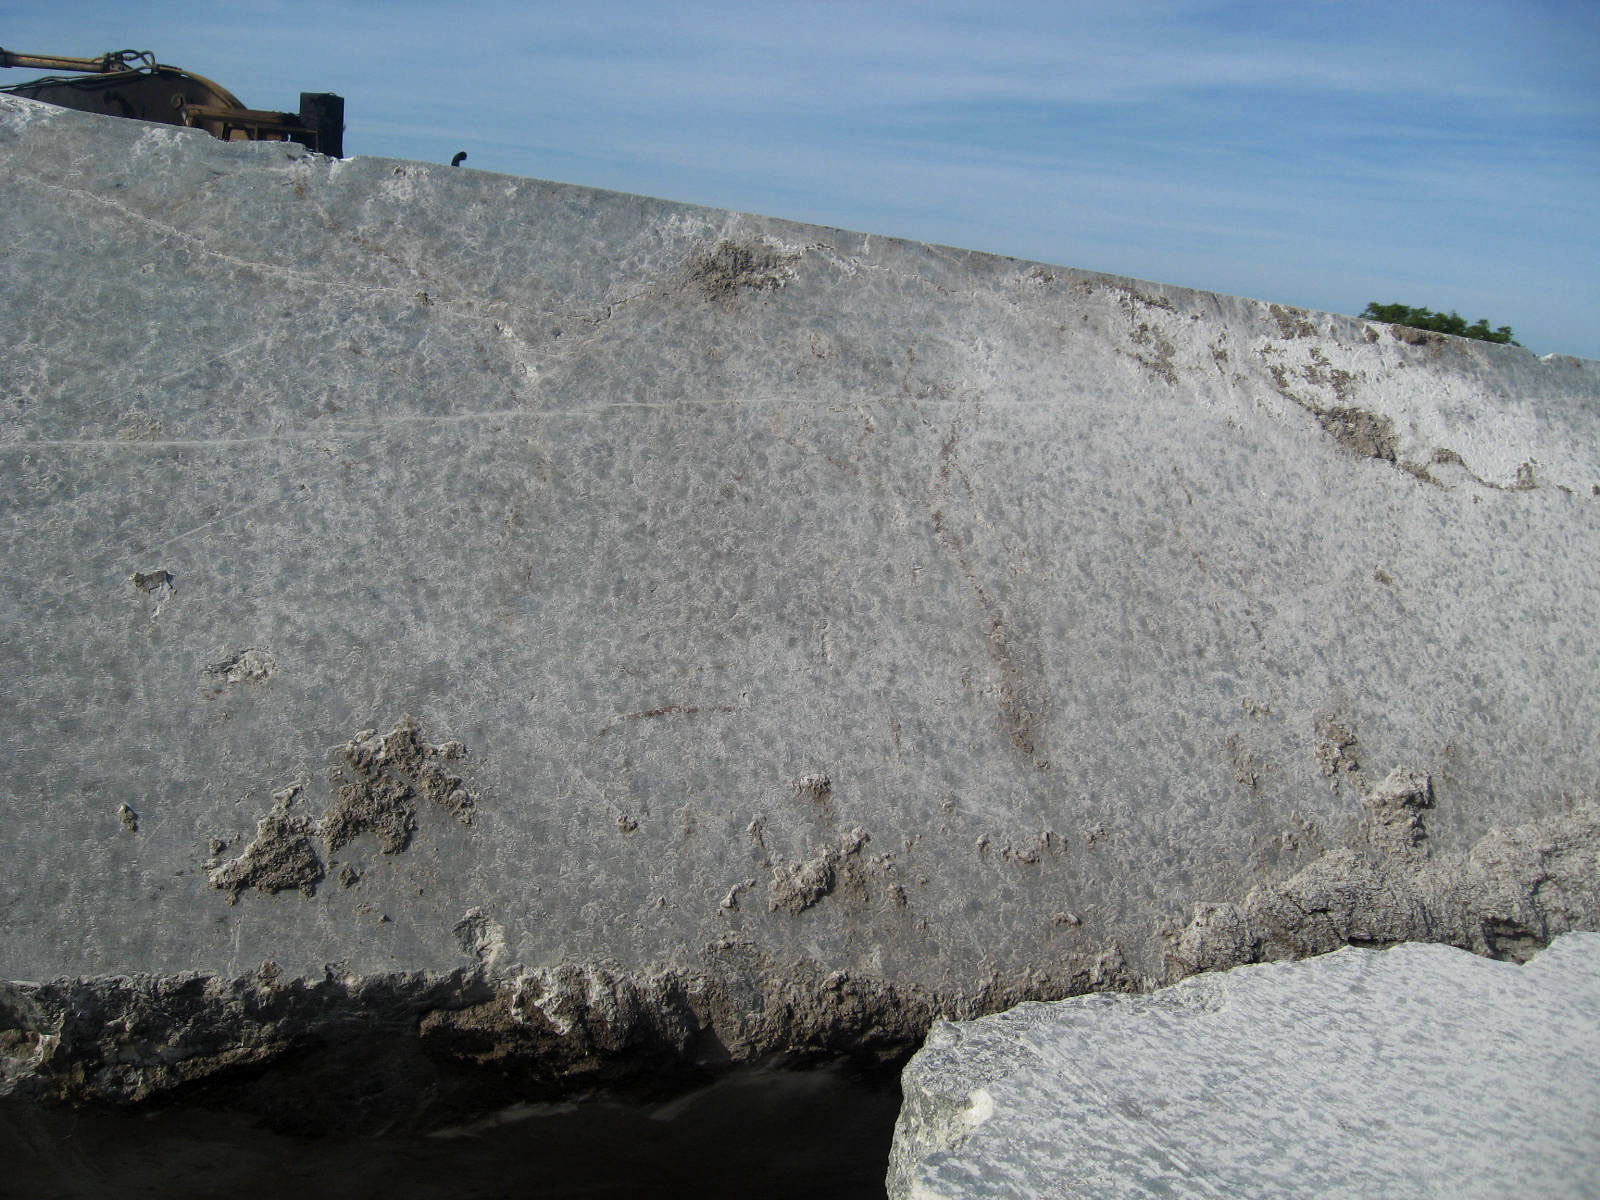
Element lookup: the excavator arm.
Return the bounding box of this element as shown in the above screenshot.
[0,47,342,156]
[0,48,155,74]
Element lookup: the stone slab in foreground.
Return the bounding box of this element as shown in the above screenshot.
[1,92,1598,1123]
[890,933,1600,1199]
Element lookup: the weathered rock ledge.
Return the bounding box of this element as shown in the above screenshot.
[0,947,1124,1134]
[4,800,1593,1133]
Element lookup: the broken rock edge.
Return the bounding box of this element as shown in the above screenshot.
[0,946,1130,1136]
[886,930,1600,1200]
[2,803,1594,1134]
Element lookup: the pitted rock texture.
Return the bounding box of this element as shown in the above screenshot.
[889,933,1600,1200]
[2,93,1599,1118]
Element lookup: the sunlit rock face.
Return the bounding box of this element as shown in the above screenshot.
[1,90,1597,1139]
[889,934,1600,1200]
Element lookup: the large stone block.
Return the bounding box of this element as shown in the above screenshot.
[1,92,1596,1123]
[889,934,1600,1199]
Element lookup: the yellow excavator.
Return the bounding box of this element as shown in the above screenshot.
[0,47,342,156]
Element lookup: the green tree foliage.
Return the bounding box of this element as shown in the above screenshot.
[1361,302,1519,346]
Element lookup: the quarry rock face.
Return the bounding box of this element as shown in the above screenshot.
[888,933,1600,1200]
[1,93,1598,1128]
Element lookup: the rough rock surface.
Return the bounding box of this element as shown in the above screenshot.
[2,93,1598,1126]
[890,933,1600,1199]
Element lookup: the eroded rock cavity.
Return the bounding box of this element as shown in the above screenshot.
[208,718,476,903]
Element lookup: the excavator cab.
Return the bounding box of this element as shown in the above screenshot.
[0,48,342,156]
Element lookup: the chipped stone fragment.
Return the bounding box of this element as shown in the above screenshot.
[1313,716,1360,782]
[769,848,838,915]
[206,648,276,684]
[130,569,173,594]
[1362,767,1434,855]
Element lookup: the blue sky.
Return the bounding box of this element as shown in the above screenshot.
[6,1,1597,357]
